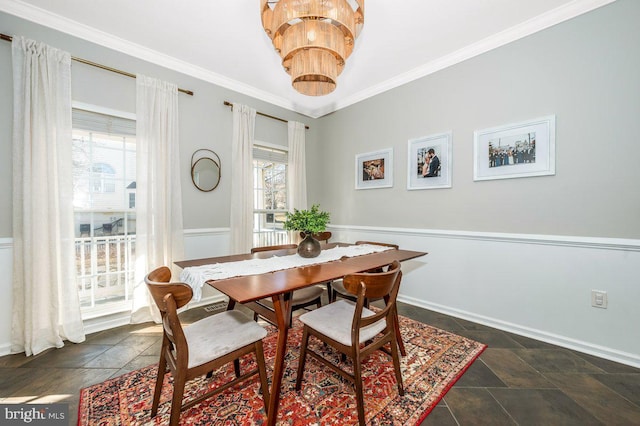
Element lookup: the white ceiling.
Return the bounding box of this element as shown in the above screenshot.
[1,0,614,118]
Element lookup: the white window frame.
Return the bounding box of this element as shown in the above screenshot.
[253,140,290,247]
[72,102,137,319]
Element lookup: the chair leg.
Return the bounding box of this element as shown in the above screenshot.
[255,341,270,414]
[151,340,170,418]
[295,327,311,391]
[352,349,366,426]
[394,312,407,357]
[390,333,405,396]
[234,358,241,378]
[326,282,333,303]
[151,356,166,418]
[385,298,406,356]
[169,374,186,426]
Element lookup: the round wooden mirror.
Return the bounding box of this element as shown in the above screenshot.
[191,149,221,192]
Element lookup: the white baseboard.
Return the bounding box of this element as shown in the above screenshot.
[82,311,133,336]
[0,343,10,357]
[398,295,640,369]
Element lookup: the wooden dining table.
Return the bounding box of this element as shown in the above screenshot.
[175,243,427,426]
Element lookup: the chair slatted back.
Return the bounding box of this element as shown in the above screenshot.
[145,267,194,368]
[343,260,402,341]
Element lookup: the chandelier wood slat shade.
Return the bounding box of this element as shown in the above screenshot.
[261,0,364,97]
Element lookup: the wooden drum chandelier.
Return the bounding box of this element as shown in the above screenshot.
[260,0,365,96]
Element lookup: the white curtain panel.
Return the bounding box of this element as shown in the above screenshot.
[287,121,308,210]
[230,103,256,254]
[11,36,85,355]
[131,74,184,323]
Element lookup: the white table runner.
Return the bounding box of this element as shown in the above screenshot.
[180,244,393,301]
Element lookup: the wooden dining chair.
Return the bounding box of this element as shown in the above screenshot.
[328,241,407,357]
[251,244,324,324]
[295,261,404,425]
[145,266,270,426]
[329,241,399,303]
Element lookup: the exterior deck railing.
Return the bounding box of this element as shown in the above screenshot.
[75,230,293,311]
[253,230,291,247]
[75,235,136,309]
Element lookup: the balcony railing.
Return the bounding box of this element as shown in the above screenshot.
[75,234,135,310]
[253,230,291,247]
[75,230,292,313]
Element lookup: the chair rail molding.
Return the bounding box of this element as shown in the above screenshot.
[328,224,640,251]
[0,237,12,250]
[183,227,230,237]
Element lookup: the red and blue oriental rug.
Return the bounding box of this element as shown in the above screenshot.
[78,314,486,425]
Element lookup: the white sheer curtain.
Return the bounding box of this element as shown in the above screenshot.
[11,36,85,355]
[229,103,256,254]
[131,74,184,323]
[287,121,308,211]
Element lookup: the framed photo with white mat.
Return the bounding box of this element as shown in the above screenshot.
[473,115,556,181]
[407,132,452,190]
[355,148,393,190]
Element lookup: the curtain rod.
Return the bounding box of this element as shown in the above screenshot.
[1,33,194,96]
[223,101,309,130]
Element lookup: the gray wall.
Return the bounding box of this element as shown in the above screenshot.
[0,11,316,238]
[308,0,640,239]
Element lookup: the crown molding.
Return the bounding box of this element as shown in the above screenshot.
[1,0,616,119]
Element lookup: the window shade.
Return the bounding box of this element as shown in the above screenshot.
[72,108,136,136]
[253,144,288,163]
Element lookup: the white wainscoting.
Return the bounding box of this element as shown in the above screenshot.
[0,238,13,355]
[329,225,640,368]
[2,227,639,368]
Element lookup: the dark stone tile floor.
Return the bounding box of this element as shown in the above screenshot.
[1,300,638,425]
[399,303,640,426]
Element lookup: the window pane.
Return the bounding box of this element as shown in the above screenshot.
[72,108,136,315]
[253,152,289,246]
[124,147,135,183]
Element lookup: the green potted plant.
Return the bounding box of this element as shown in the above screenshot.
[283,204,330,258]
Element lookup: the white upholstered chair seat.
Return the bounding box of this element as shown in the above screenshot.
[184,310,267,369]
[260,286,324,308]
[298,300,387,346]
[330,279,348,297]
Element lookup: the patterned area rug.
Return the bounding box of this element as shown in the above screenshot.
[78,314,486,425]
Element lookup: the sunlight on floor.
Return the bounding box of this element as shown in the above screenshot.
[131,325,162,334]
[1,394,72,403]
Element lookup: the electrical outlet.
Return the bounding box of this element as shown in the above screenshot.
[591,290,608,309]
